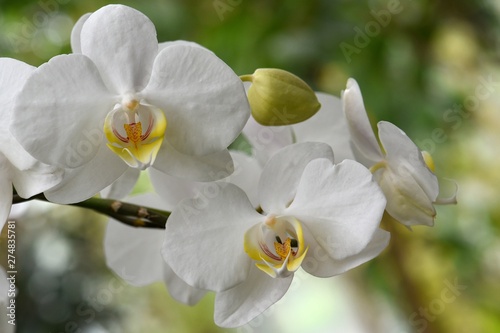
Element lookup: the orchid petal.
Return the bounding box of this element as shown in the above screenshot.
[259,142,334,214]
[0,132,61,200]
[293,92,355,163]
[70,13,91,54]
[149,168,203,210]
[2,143,62,202]
[101,168,141,199]
[44,144,127,204]
[152,141,234,182]
[150,150,260,209]
[80,5,158,94]
[105,192,206,304]
[11,54,115,169]
[142,44,250,156]
[342,78,383,163]
[104,219,164,286]
[302,228,390,277]
[378,121,439,201]
[285,159,386,259]
[163,183,262,292]
[0,59,46,171]
[378,166,437,226]
[227,151,262,208]
[350,139,377,168]
[1,129,41,173]
[242,115,293,166]
[1,58,34,126]
[158,40,213,53]
[214,265,293,327]
[10,163,62,199]
[163,264,207,306]
[0,58,63,199]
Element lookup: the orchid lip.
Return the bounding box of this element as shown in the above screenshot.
[244,216,309,278]
[104,101,167,170]
[112,116,154,145]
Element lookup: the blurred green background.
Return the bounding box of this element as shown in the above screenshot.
[1,0,500,332]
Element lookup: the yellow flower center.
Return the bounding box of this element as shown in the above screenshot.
[104,99,167,170]
[244,216,309,278]
[123,122,142,145]
[274,237,292,259]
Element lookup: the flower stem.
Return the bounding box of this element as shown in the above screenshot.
[12,192,169,229]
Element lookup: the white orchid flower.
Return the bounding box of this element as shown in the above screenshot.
[10,5,250,204]
[104,151,261,305]
[1,58,63,229]
[163,142,389,327]
[342,78,457,227]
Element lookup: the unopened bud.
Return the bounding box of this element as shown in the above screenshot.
[241,69,321,126]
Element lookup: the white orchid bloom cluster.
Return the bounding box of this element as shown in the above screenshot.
[1,4,457,328]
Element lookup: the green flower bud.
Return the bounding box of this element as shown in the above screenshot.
[241,68,321,126]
